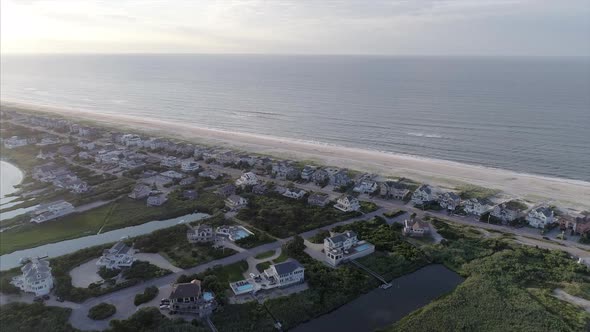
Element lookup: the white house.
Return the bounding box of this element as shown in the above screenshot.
[10,257,54,296]
[411,185,440,205]
[160,156,179,168]
[490,201,526,223]
[324,231,375,266]
[30,200,75,223]
[229,261,305,296]
[225,195,248,210]
[181,159,201,172]
[4,136,29,149]
[235,172,259,187]
[526,206,555,229]
[353,180,379,194]
[96,241,135,269]
[334,195,360,212]
[462,198,494,216]
[282,188,307,200]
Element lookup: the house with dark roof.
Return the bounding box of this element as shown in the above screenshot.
[438,192,461,211]
[167,280,217,317]
[411,184,440,205]
[526,206,555,229]
[308,193,330,207]
[96,241,135,269]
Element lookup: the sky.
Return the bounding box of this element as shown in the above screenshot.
[1,0,589,56]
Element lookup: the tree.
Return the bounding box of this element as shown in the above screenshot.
[284,235,305,257]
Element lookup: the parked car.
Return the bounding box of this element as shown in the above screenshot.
[56,297,64,302]
[159,305,170,310]
[42,294,50,300]
[33,297,43,303]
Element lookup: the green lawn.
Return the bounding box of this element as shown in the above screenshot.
[0,193,219,255]
[254,250,276,260]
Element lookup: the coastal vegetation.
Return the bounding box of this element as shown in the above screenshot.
[236,194,361,238]
[134,286,159,306]
[88,303,116,320]
[0,303,78,332]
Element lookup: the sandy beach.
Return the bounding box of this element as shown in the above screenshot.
[2,101,589,211]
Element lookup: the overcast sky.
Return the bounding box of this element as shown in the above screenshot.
[2,0,589,55]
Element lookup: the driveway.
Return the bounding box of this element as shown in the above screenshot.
[69,258,102,288]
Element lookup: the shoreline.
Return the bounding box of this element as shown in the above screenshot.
[2,100,589,211]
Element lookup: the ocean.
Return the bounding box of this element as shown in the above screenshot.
[1,55,589,181]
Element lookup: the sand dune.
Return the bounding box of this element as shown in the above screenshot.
[2,101,589,211]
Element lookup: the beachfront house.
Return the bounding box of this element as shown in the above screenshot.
[438,192,462,211]
[462,198,494,216]
[282,188,307,200]
[30,200,75,223]
[187,225,215,243]
[225,195,248,210]
[311,169,330,186]
[167,280,217,317]
[10,257,54,296]
[235,172,259,187]
[379,181,410,200]
[353,180,379,194]
[147,194,168,207]
[324,231,375,266]
[490,201,526,223]
[526,206,555,229]
[96,241,135,269]
[402,219,431,237]
[272,162,300,180]
[334,195,360,212]
[330,170,352,188]
[411,184,440,205]
[308,193,330,207]
[301,165,317,181]
[181,159,201,172]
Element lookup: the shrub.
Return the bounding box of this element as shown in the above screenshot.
[98,266,121,279]
[134,286,159,306]
[87,303,116,320]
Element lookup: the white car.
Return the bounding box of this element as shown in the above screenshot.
[159,304,170,310]
[249,273,257,278]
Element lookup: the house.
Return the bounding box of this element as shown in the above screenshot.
[180,176,196,186]
[274,185,288,195]
[230,261,305,296]
[3,136,29,149]
[334,195,360,212]
[216,184,236,198]
[129,184,152,199]
[183,190,198,200]
[330,170,352,188]
[526,206,555,229]
[402,219,431,237]
[562,213,590,235]
[490,201,526,223]
[147,194,168,207]
[121,134,142,146]
[379,181,410,200]
[36,149,57,160]
[187,225,214,243]
[181,159,201,172]
[252,184,268,195]
[160,170,185,179]
[198,169,221,180]
[160,156,179,168]
[311,169,329,185]
[37,136,60,146]
[235,172,259,187]
[301,165,317,181]
[30,200,75,223]
[96,241,135,269]
[462,198,494,216]
[77,140,96,150]
[272,163,299,180]
[167,280,216,317]
[10,257,54,296]
[438,192,461,211]
[353,180,379,194]
[282,188,307,200]
[324,231,375,266]
[225,195,248,210]
[411,184,440,205]
[308,193,330,207]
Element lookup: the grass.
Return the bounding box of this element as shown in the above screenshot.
[0,192,221,255]
[179,260,249,285]
[254,250,276,260]
[457,184,500,200]
[383,209,406,218]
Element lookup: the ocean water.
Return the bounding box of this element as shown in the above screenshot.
[1,55,589,181]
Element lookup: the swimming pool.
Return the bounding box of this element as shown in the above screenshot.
[203,292,214,301]
[236,283,253,292]
[231,227,253,240]
[355,243,372,252]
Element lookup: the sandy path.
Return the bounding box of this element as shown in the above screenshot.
[3,101,589,211]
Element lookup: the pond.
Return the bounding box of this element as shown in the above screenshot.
[293,264,463,332]
[0,212,210,270]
